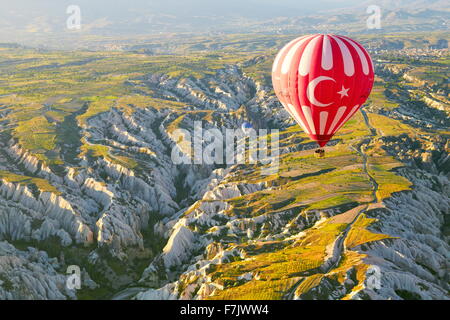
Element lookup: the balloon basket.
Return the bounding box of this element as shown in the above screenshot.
[314,149,325,158]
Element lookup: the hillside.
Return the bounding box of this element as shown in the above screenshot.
[0,0,449,50]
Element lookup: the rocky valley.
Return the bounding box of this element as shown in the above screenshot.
[0,31,448,300]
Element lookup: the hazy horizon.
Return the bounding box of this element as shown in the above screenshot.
[0,0,448,49]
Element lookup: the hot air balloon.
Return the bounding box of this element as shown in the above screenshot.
[272,34,375,154]
[241,121,253,134]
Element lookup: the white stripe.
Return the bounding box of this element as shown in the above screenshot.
[301,106,316,135]
[321,35,333,71]
[299,36,321,76]
[272,38,299,73]
[327,106,347,135]
[285,103,310,134]
[319,111,329,135]
[331,36,355,77]
[281,36,314,75]
[367,52,374,73]
[341,37,369,75]
[336,105,360,131]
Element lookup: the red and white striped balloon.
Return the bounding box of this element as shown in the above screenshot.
[272,34,375,147]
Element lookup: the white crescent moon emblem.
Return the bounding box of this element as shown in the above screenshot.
[307,76,335,107]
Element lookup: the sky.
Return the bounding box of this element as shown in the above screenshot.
[0,0,363,41]
[0,0,443,27]
[0,0,363,23]
[0,0,445,47]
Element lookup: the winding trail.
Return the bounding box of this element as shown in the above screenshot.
[284,108,380,300]
[359,109,380,203]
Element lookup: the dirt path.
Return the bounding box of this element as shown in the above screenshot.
[284,109,380,300]
[360,108,380,203]
[322,109,380,273]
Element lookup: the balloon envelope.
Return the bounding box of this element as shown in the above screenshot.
[272,34,375,147]
[241,121,253,133]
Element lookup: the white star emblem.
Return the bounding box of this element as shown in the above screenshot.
[337,86,350,98]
